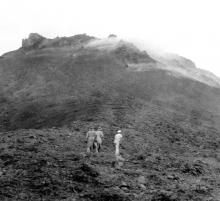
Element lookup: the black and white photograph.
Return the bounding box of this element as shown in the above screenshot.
[0,0,220,200]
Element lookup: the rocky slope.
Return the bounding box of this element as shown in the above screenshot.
[0,33,220,200]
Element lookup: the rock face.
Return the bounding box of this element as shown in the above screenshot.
[22,33,45,48]
[108,34,117,38]
[22,33,95,49]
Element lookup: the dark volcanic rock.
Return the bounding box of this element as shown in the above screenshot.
[22,33,94,50]
[22,33,45,49]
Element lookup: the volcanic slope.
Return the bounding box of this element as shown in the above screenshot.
[0,33,220,200]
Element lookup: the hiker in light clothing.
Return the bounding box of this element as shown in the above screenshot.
[95,127,104,153]
[86,127,96,153]
[114,130,123,156]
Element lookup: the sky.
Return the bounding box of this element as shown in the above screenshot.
[1,0,220,76]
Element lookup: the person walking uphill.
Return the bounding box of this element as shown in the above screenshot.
[114,130,123,156]
[95,127,104,153]
[86,127,96,153]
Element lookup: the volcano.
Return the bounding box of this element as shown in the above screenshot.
[0,33,220,200]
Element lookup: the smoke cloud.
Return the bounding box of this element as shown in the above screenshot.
[86,37,121,50]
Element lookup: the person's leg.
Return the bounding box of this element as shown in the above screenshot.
[98,143,101,152]
[94,142,99,153]
[97,138,102,152]
[87,138,93,153]
[92,141,96,150]
[115,142,120,156]
[87,144,91,153]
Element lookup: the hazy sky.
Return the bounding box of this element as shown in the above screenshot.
[1,0,220,76]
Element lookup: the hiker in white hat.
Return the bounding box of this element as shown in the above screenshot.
[114,130,123,156]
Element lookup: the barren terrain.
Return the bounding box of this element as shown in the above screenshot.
[0,34,220,200]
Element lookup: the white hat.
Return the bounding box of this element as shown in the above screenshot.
[117,130,121,133]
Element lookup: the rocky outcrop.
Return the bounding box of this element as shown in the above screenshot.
[22,33,95,49]
[22,33,45,49]
[108,34,117,38]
